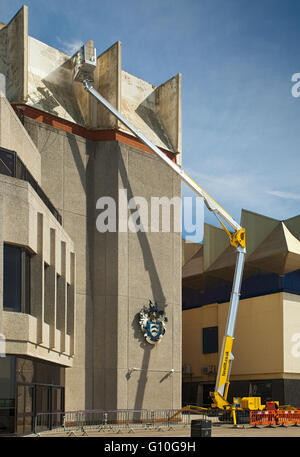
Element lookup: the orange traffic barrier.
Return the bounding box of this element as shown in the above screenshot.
[277,410,300,425]
[250,410,276,427]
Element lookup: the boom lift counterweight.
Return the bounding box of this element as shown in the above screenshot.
[72,42,248,423]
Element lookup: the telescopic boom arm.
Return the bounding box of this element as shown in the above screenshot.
[73,42,246,410]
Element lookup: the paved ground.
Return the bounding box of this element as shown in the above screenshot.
[29,423,300,438]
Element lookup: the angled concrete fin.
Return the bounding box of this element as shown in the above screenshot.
[0,5,28,102]
[284,215,300,241]
[241,209,279,256]
[96,41,122,129]
[247,222,300,274]
[155,73,182,164]
[182,245,204,278]
[203,223,228,272]
[182,239,202,266]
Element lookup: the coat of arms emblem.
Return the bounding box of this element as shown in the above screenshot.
[139,301,167,344]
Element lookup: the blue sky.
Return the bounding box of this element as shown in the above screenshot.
[1,0,300,241]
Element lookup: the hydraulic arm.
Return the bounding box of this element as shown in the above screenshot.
[72,42,246,412]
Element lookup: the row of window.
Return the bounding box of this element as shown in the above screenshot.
[3,243,217,353]
[3,243,71,327]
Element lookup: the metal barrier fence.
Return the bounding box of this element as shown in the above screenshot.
[35,406,300,435]
[34,408,208,436]
[250,409,300,427]
[250,410,276,427]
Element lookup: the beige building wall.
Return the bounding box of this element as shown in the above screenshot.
[183,292,300,385]
[283,293,300,374]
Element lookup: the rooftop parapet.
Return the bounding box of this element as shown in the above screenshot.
[0,6,182,164]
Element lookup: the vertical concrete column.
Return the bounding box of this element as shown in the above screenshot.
[49,228,57,349]
[68,251,76,356]
[57,241,67,353]
[30,212,44,344]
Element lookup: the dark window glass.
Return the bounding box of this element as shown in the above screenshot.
[202,326,218,354]
[3,244,31,313]
[15,157,27,180]
[16,358,34,384]
[16,357,64,386]
[0,356,16,434]
[3,244,21,311]
[17,385,25,414]
[0,148,15,176]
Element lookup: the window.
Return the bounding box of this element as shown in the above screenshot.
[3,244,31,313]
[202,326,218,354]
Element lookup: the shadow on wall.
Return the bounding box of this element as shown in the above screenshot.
[40,59,86,124]
[66,132,96,410]
[65,131,170,410]
[118,149,168,410]
[135,91,173,151]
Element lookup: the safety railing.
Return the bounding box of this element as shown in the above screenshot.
[34,408,208,436]
[250,409,300,427]
[277,410,300,426]
[250,410,277,427]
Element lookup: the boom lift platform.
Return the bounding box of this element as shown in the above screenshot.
[71,42,270,425]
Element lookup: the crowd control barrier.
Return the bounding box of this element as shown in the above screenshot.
[250,409,300,427]
[34,408,208,436]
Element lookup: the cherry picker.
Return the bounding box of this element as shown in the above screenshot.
[71,41,259,425]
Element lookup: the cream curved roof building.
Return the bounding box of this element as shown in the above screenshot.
[182,210,300,407]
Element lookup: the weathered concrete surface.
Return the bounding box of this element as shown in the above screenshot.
[156,73,182,164]
[0,95,41,183]
[24,115,182,411]
[92,141,182,411]
[28,36,87,125]
[95,41,121,129]
[1,5,182,168]
[0,173,75,365]
[0,5,28,102]
[121,70,174,152]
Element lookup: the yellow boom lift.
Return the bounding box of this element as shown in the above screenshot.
[72,42,264,425]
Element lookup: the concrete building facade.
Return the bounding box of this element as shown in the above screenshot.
[0,6,182,434]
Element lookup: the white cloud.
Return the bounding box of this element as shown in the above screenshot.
[56,37,83,56]
[267,190,300,201]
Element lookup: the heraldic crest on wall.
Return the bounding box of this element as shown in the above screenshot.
[139,300,168,344]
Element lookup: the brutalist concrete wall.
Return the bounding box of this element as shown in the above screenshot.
[0,6,28,103]
[93,141,182,410]
[23,117,95,409]
[24,117,182,411]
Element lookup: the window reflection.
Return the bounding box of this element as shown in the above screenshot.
[3,244,31,313]
[0,356,65,435]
